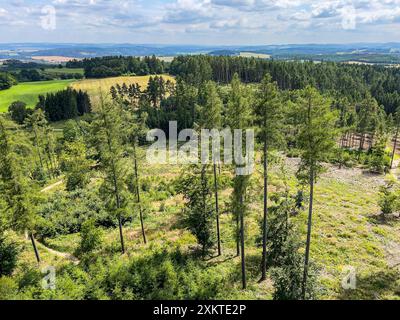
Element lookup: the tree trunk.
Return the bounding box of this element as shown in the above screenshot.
[134,142,147,244]
[213,163,221,256]
[391,126,399,169]
[30,233,41,263]
[261,140,268,281]
[236,213,240,257]
[101,108,125,254]
[240,194,246,290]
[302,166,314,300]
[117,215,125,254]
[33,128,45,176]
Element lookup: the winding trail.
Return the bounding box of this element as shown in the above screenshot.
[40,180,63,193]
[38,179,80,264]
[38,242,80,265]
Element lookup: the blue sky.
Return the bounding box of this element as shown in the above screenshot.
[0,0,400,45]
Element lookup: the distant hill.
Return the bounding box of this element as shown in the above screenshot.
[1,43,400,65]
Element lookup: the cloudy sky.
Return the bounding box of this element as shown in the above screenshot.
[0,0,400,45]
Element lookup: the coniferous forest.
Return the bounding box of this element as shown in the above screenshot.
[2,51,400,302]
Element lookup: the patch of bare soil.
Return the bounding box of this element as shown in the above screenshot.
[384,241,400,269]
[284,157,385,187]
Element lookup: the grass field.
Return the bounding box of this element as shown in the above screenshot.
[44,68,84,75]
[0,79,76,112]
[71,74,175,102]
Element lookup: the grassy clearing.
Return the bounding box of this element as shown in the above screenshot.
[70,75,175,103]
[0,79,76,112]
[11,145,400,299]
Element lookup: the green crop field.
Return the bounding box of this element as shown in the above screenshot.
[44,68,84,75]
[0,79,76,112]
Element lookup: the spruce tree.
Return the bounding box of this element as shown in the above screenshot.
[0,116,41,263]
[197,81,223,256]
[91,95,128,254]
[226,74,253,289]
[254,74,284,281]
[295,86,338,299]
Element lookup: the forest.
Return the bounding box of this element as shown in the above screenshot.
[67,56,165,79]
[1,55,400,300]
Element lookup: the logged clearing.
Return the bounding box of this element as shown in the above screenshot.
[240,52,271,59]
[31,56,80,63]
[70,75,175,102]
[12,150,400,300]
[0,79,76,112]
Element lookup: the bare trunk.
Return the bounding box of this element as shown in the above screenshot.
[240,194,246,290]
[261,140,268,281]
[391,126,399,169]
[236,213,240,257]
[213,163,221,256]
[134,141,147,244]
[302,167,314,300]
[30,233,41,263]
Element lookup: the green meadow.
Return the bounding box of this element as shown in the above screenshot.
[0,79,76,113]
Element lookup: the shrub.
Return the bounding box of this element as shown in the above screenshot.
[76,219,102,255]
[270,233,319,300]
[378,181,400,218]
[0,236,19,277]
[0,277,18,300]
[8,101,30,125]
[36,189,113,239]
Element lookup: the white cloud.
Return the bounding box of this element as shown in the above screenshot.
[0,0,399,44]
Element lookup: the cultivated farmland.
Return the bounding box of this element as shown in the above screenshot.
[0,79,76,112]
[70,75,175,102]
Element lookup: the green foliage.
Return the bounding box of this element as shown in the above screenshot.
[0,277,18,300]
[366,137,391,173]
[60,139,92,191]
[37,88,91,122]
[0,236,19,276]
[254,73,284,149]
[270,233,319,300]
[226,73,253,129]
[36,189,113,239]
[257,192,295,268]
[76,219,103,255]
[26,108,58,179]
[177,165,215,255]
[0,72,17,90]
[378,180,400,217]
[197,80,222,129]
[91,97,129,220]
[295,86,339,178]
[0,116,39,233]
[79,55,165,79]
[105,247,230,300]
[8,101,30,125]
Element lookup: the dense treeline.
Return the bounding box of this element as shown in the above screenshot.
[37,89,92,122]
[67,55,165,78]
[0,72,17,90]
[170,55,400,114]
[1,60,83,82]
[1,57,400,300]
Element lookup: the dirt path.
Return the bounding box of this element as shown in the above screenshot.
[41,180,63,193]
[37,241,80,265]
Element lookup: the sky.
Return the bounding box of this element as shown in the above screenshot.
[0,0,400,45]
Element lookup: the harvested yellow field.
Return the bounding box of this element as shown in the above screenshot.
[70,75,175,101]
